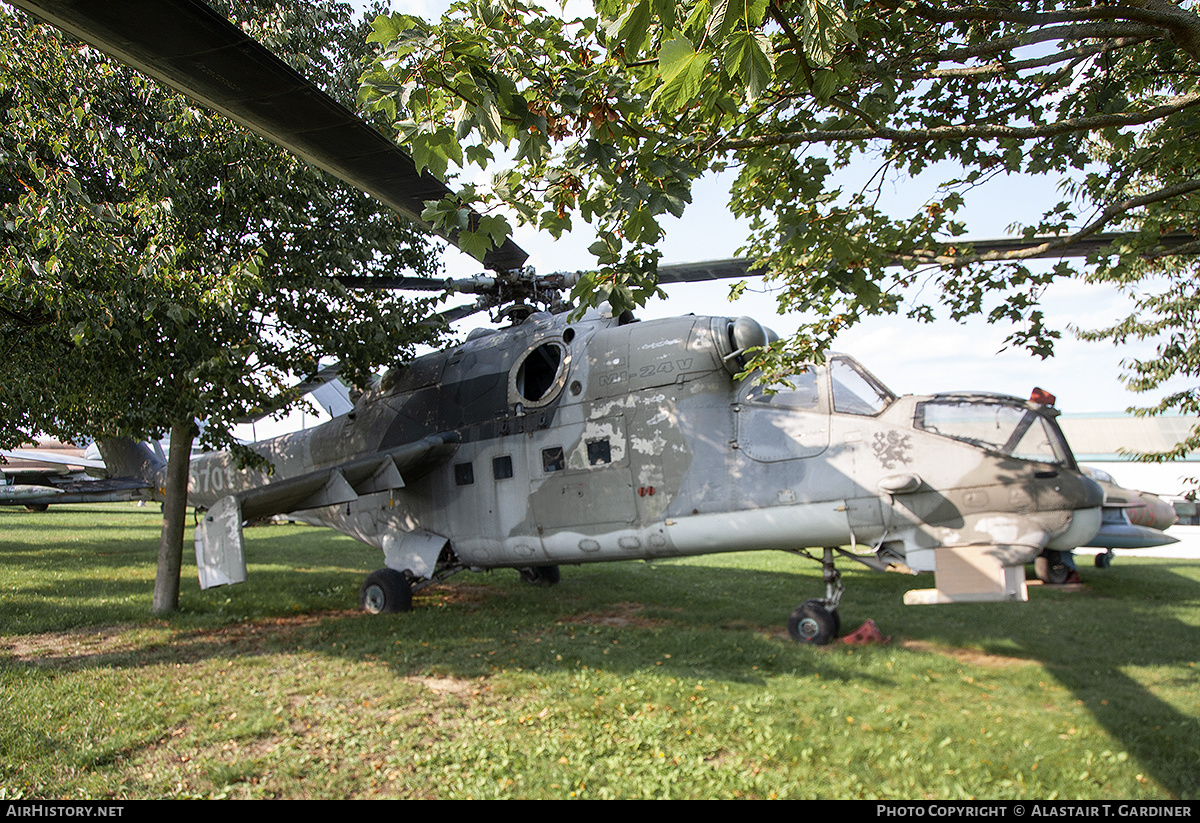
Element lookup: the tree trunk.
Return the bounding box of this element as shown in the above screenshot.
[152,420,196,615]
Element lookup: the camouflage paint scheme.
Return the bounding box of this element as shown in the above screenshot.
[113,307,1104,606]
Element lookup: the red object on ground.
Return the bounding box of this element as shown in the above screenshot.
[841,619,890,645]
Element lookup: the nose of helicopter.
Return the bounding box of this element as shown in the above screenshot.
[1046,473,1105,550]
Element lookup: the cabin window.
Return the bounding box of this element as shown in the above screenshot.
[454,462,474,486]
[587,439,612,465]
[542,446,565,472]
[493,455,513,480]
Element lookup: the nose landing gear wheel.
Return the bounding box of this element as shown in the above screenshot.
[1034,551,1072,585]
[788,599,838,645]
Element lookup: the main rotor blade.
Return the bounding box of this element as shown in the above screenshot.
[940,231,1196,260]
[433,301,490,325]
[656,231,1197,284]
[656,259,755,284]
[7,0,528,272]
[334,275,454,292]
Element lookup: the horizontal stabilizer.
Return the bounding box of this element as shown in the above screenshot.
[0,449,107,470]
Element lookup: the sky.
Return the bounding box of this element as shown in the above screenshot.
[240,0,1192,443]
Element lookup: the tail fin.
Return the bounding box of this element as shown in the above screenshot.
[96,438,166,486]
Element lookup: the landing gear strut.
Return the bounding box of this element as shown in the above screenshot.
[786,547,844,645]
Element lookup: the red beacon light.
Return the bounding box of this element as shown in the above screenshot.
[1030,387,1057,407]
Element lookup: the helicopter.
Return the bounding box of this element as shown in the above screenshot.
[5,0,1174,644]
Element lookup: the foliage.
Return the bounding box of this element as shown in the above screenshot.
[0,0,442,457]
[358,0,1200,431]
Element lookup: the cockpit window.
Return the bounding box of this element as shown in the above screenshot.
[915,398,1068,465]
[744,370,819,409]
[830,357,895,416]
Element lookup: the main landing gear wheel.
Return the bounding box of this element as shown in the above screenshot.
[1034,551,1072,585]
[359,568,412,614]
[788,599,839,645]
[519,565,560,586]
[1095,550,1114,569]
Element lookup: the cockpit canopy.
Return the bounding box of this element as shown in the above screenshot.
[741,355,897,415]
[830,356,896,415]
[914,395,1075,467]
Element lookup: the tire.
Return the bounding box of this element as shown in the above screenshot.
[359,568,412,614]
[519,565,560,586]
[788,599,838,645]
[1094,551,1113,569]
[1034,551,1071,585]
[23,503,49,513]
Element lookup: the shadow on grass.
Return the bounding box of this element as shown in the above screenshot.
[3,508,1199,797]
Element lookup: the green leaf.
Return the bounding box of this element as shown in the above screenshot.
[728,0,769,28]
[801,0,857,66]
[723,30,773,101]
[410,129,463,179]
[606,0,653,61]
[653,36,710,110]
[624,207,662,244]
[705,0,731,45]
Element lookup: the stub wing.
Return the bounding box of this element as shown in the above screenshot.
[195,432,460,590]
[0,476,154,507]
[1084,477,1179,550]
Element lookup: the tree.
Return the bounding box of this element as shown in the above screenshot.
[0,0,442,613]
[358,0,1200,451]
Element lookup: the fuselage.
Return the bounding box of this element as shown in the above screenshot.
[185,309,1103,583]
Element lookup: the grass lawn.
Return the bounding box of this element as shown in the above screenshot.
[1,503,1197,799]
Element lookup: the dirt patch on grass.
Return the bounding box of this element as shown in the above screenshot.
[1,611,351,667]
[2,622,146,662]
[422,582,501,604]
[901,639,1032,667]
[415,675,485,696]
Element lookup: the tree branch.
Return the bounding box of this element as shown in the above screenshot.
[899,179,1200,265]
[717,92,1200,149]
[904,1,1200,63]
[906,37,1153,79]
[910,0,1189,32]
[916,22,1164,66]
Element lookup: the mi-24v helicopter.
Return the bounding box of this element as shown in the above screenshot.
[7,0,1178,644]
